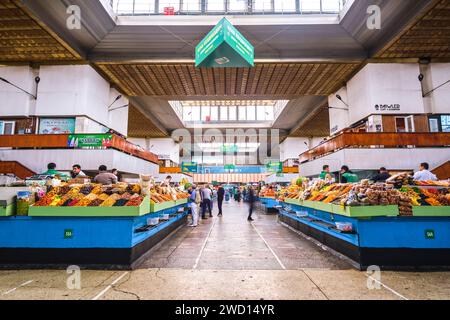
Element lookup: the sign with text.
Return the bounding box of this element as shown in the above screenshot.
[195,18,254,68]
[68,134,113,149]
[39,118,75,134]
[266,162,283,173]
[181,162,198,173]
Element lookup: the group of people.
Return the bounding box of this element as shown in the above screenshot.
[186,184,257,227]
[319,162,438,183]
[41,163,123,185]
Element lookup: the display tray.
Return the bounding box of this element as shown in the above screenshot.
[175,198,188,206]
[313,202,334,213]
[284,198,302,206]
[0,204,15,217]
[332,204,399,218]
[150,200,177,213]
[28,196,150,217]
[412,206,450,217]
[302,200,317,209]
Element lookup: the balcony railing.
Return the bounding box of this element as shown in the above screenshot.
[299,133,450,163]
[110,0,346,15]
[0,134,159,165]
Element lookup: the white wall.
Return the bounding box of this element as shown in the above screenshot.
[128,137,180,164]
[0,149,159,175]
[0,66,37,117]
[427,63,450,114]
[299,148,450,177]
[108,88,129,136]
[75,117,109,134]
[280,137,326,162]
[347,64,425,125]
[35,65,110,126]
[328,86,350,135]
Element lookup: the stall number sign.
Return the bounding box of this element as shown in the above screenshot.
[425,229,435,240]
[195,18,254,68]
[64,229,74,239]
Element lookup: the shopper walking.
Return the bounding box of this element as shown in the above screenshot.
[188,185,200,227]
[217,184,225,216]
[247,186,256,222]
[414,163,438,181]
[201,184,213,219]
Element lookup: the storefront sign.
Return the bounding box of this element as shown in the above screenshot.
[266,162,283,173]
[375,104,401,112]
[182,162,198,173]
[195,18,254,68]
[39,118,75,134]
[68,134,113,149]
[224,164,236,170]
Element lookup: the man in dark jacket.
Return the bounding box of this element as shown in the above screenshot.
[247,186,256,222]
[217,185,225,217]
[371,167,391,183]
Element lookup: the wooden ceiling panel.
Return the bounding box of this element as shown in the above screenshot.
[96,62,361,98]
[0,0,81,62]
[376,0,450,59]
[127,105,167,138]
[290,107,330,137]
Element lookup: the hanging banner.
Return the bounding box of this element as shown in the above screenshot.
[195,18,254,68]
[68,134,113,149]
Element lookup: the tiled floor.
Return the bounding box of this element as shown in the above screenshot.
[1,201,450,300]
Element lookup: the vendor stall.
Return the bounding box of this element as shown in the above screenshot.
[278,177,450,269]
[0,182,190,269]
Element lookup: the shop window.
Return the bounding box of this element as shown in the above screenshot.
[429,117,440,133]
[220,106,228,121]
[0,121,15,135]
[442,115,450,133]
[210,106,219,121]
[395,116,415,133]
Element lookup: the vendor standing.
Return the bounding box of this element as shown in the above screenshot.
[413,163,438,181]
[41,163,68,179]
[319,165,330,179]
[340,166,359,183]
[93,165,118,185]
[71,164,87,179]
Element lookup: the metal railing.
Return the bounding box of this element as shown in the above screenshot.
[109,0,346,15]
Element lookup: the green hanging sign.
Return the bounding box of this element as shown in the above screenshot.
[266,162,283,173]
[195,18,254,68]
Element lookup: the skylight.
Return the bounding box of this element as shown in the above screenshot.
[169,100,289,128]
[110,0,347,15]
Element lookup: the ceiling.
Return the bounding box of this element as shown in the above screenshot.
[96,62,360,98]
[1,0,449,140]
[0,0,80,62]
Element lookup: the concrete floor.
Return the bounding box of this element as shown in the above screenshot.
[1,201,450,300]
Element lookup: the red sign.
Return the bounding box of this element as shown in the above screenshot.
[164,7,175,15]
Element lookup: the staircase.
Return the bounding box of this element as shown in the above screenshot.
[432,161,450,180]
[0,161,36,179]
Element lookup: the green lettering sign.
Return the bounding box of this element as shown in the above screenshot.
[64,229,73,239]
[425,229,435,240]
